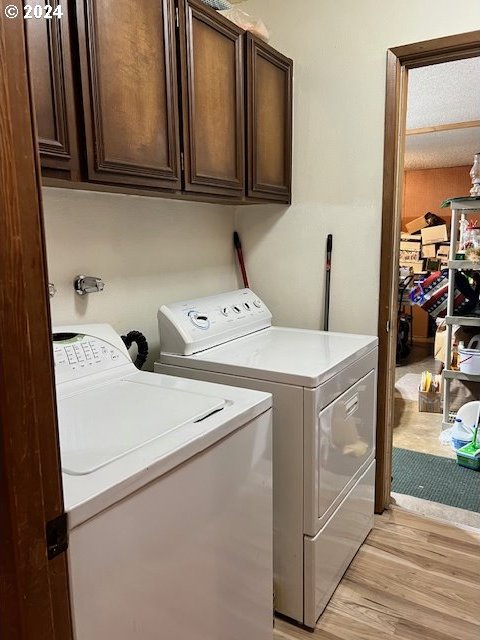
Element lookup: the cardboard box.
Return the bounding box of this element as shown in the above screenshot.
[418,390,441,413]
[421,224,448,245]
[406,215,428,234]
[436,245,450,259]
[401,232,422,241]
[422,244,436,258]
[399,259,424,273]
[400,240,421,262]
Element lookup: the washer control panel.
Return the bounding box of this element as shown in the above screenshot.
[53,329,131,384]
[158,288,272,356]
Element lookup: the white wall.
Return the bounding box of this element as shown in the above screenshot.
[43,188,237,369]
[236,0,480,335]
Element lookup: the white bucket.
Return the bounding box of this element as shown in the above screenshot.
[459,348,480,375]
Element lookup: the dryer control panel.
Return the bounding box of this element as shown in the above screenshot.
[53,325,132,384]
[158,289,272,356]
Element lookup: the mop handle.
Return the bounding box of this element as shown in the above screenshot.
[473,404,480,446]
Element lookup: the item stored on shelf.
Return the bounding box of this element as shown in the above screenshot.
[410,270,478,319]
[463,220,480,262]
[470,153,480,197]
[459,336,480,375]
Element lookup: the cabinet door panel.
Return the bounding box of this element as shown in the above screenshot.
[247,35,292,203]
[27,0,79,180]
[180,0,244,196]
[77,0,180,189]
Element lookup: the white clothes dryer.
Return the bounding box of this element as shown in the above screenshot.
[155,290,378,628]
[54,324,273,640]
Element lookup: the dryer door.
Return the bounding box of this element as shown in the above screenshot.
[304,369,376,537]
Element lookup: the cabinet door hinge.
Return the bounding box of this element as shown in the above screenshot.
[180,152,184,171]
[175,6,179,28]
[46,513,68,560]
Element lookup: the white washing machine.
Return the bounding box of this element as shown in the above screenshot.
[155,289,378,629]
[53,324,273,640]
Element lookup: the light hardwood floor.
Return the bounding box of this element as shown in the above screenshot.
[274,508,480,639]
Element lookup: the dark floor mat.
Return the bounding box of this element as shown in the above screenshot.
[392,447,480,513]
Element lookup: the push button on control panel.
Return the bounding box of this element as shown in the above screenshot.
[53,333,129,383]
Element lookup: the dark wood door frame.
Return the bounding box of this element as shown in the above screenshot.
[0,7,72,639]
[376,30,480,513]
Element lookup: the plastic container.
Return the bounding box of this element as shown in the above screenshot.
[459,347,480,374]
[456,401,480,428]
[457,442,480,470]
[456,407,480,470]
[451,417,472,450]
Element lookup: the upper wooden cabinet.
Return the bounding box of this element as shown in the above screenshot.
[27,0,80,180]
[178,0,245,197]
[246,34,293,203]
[75,0,181,189]
[30,0,292,202]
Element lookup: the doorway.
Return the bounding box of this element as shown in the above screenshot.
[393,57,480,524]
[376,31,480,517]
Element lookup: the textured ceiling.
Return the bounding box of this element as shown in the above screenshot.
[407,57,480,129]
[405,57,480,169]
[405,127,480,170]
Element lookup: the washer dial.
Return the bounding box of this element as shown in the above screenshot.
[188,311,210,330]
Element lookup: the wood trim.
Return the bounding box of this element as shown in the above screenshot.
[406,119,480,136]
[376,31,480,514]
[390,30,480,64]
[0,6,72,639]
[376,50,402,513]
[179,0,245,196]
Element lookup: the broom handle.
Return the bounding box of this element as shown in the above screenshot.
[323,234,333,331]
[233,231,249,288]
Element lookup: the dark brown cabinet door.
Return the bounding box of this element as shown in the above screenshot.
[27,0,80,180]
[179,0,245,197]
[247,34,293,203]
[76,0,181,189]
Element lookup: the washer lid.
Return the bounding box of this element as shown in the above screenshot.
[161,327,378,387]
[58,380,225,475]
